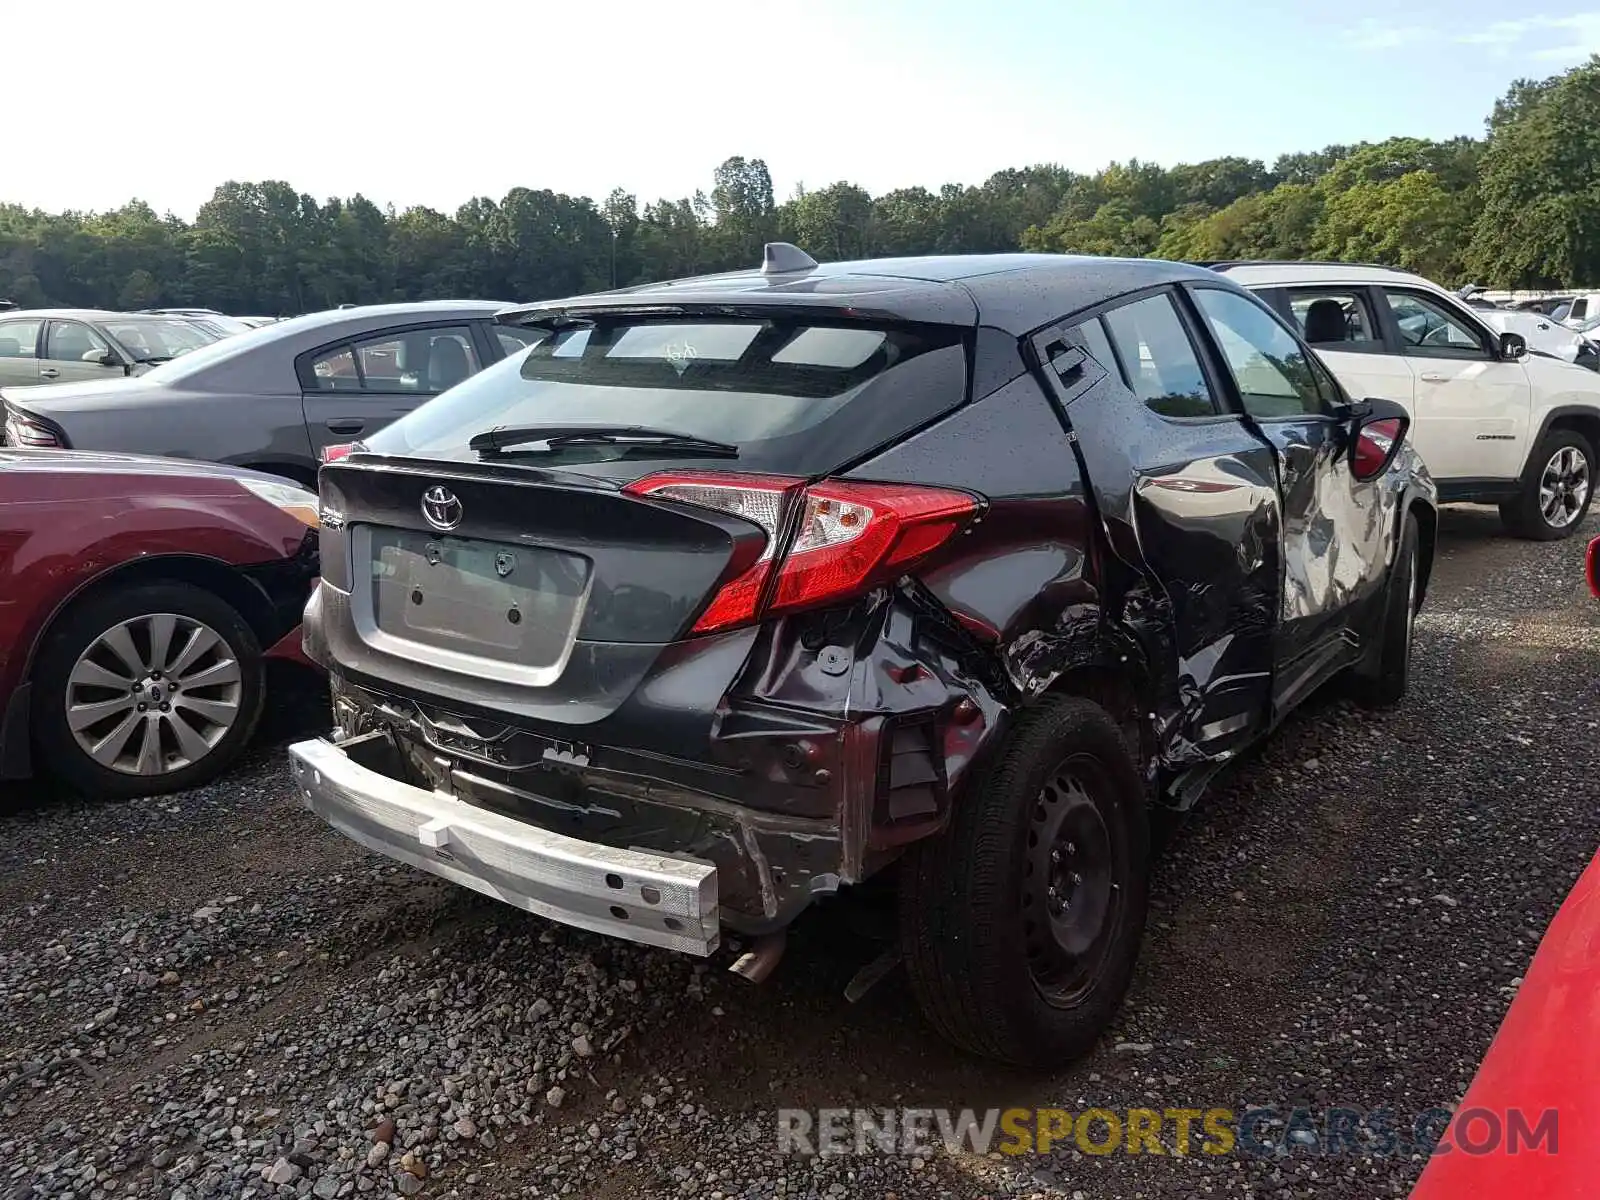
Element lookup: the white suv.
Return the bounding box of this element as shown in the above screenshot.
[1216,262,1598,539]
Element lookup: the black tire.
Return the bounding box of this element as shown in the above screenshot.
[1354,513,1419,709]
[899,695,1149,1067]
[1499,429,1595,540]
[32,581,265,800]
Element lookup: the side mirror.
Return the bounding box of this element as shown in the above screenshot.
[83,348,118,366]
[1498,331,1527,360]
[1345,397,1411,481]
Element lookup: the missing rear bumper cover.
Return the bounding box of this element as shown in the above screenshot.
[289,735,721,955]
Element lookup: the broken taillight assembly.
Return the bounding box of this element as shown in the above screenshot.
[623,471,981,633]
[1352,417,1404,480]
[321,442,357,464]
[1587,535,1600,599]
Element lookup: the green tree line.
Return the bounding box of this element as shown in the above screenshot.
[6,59,1600,314]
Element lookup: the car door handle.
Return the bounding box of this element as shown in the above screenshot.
[1419,372,1448,383]
[326,419,365,434]
[38,367,59,379]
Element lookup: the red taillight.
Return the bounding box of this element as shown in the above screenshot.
[1586,536,1600,599]
[624,471,980,634]
[321,443,355,464]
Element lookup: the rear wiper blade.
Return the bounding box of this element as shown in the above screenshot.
[469,424,738,458]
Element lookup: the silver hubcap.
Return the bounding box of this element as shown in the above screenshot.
[1538,446,1591,528]
[66,613,242,776]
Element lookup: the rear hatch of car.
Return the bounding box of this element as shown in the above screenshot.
[315,308,978,741]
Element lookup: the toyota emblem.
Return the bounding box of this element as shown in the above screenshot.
[421,485,463,531]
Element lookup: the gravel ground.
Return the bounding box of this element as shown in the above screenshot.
[3,505,1597,1200]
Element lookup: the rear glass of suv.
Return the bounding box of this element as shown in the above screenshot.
[363,316,969,476]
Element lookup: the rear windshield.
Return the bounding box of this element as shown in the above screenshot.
[363,317,969,475]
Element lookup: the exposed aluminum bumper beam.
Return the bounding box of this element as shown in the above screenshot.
[288,737,720,955]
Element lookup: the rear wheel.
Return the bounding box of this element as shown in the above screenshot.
[899,695,1148,1067]
[1499,431,1594,540]
[32,582,264,799]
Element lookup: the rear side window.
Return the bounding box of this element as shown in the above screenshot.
[306,326,483,393]
[1101,294,1218,418]
[366,317,969,476]
[1285,289,1382,349]
[0,319,41,357]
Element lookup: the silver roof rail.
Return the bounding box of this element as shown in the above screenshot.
[762,242,818,275]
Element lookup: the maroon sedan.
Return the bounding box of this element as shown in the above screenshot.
[0,450,319,798]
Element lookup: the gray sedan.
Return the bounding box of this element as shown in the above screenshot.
[0,301,533,486]
[0,309,221,387]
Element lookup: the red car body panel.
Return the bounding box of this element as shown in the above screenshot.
[0,449,318,776]
[1409,846,1600,1198]
[265,619,317,666]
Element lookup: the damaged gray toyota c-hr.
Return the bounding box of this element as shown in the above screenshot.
[290,245,1437,1068]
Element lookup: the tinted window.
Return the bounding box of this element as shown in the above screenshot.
[308,326,482,393]
[365,317,968,476]
[1194,288,1325,419]
[1385,291,1487,356]
[0,319,41,357]
[1101,294,1216,418]
[311,347,361,390]
[1287,289,1381,347]
[45,321,110,362]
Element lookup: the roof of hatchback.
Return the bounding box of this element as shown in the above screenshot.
[501,254,1226,336]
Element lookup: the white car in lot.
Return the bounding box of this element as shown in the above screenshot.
[1476,308,1600,370]
[1552,293,1600,328]
[1215,262,1599,539]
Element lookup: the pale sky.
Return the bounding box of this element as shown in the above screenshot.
[12,0,1600,219]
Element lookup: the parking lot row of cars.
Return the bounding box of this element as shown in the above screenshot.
[1,249,1597,1071]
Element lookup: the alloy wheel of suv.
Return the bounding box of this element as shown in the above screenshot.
[1502,430,1596,540]
[1538,445,1591,530]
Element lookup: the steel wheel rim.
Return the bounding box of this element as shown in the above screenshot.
[1538,446,1591,528]
[1021,755,1125,1007]
[66,612,242,776]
